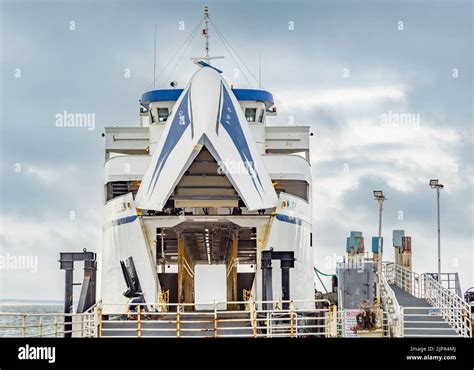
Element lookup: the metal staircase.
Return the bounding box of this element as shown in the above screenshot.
[382,263,472,338]
[390,284,458,337]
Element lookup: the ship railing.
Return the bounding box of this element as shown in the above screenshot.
[98,299,334,338]
[0,301,101,338]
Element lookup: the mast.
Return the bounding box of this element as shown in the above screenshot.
[153,24,157,88]
[203,6,210,61]
[191,7,223,66]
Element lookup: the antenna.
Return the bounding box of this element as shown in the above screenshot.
[191,7,224,65]
[153,24,157,89]
[203,6,210,61]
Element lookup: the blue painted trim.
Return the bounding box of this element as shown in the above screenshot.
[141,88,274,109]
[219,85,263,201]
[146,90,192,197]
[196,61,223,73]
[141,89,184,107]
[275,213,304,225]
[233,89,274,109]
[103,215,138,230]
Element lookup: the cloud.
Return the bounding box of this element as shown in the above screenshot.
[1,0,472,300]
[0,213,101,300]
[276,85,407,111]
[0,161,103,221]
[316,120,463,189]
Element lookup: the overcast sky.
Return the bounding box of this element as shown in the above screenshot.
[0,0,472,300]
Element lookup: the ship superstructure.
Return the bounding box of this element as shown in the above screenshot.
[100,8,315,316]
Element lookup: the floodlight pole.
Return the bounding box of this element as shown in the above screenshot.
[376,197,384,303]
[430,180,443,283]
[436,186,441,283]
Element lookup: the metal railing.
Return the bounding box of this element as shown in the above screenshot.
[424,274,472,337]
[379,267,404,337]
[0,302,100,338]
[402,306,468,338]
[336,310,344,337]
[99,299,333,338]
[394,264,425,298]
[388,264,472,338]
[382,261,395,284]
[426,272,462,297]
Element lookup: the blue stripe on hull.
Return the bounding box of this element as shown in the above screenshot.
[275,213,308,226]
[103,215,138,230]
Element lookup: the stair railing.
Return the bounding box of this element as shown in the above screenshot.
[424,273,472,337]
[379,269,404,337]
[392,265,471,338]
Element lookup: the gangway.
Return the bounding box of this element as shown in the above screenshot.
[382,263,472,338]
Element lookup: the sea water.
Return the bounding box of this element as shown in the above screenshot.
[0,304,63,337]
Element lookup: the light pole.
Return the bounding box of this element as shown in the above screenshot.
[429,179,444,283]
[373,190,386,303]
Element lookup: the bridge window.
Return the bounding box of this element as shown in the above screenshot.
[158,108,169,122]
[245,108,256,122]
[258,109,264,123]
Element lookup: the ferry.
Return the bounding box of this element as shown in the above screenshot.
[1,7,471,340]
[98,7,316,337]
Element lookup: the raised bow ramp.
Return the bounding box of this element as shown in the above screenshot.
[135,67,278,211]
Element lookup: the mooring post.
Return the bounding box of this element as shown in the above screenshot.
[261,250,295,310]
[64,267,74,338]
[261,250,273,312]
[281,265,290,309]
[279,253,295,310]
[59,249,97,338]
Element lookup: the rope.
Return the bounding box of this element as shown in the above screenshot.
[215,25,252,88]
[147,17,262,91]
[314,267,335,277]
[163,21,202,86]
[146,19,203,90]
[314,269,329,294]
[208,20,252,88]
[209,19,259,88]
